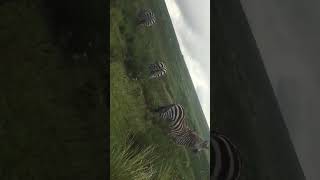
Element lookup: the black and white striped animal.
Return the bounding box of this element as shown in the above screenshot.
[211,130,242,180]
[153,104,209,152]
[149,62,167,79]
[137,8,156,27]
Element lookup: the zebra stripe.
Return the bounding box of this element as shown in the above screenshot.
[149,62,167,79]
[211,131,241,180]
[149,62,167,72]
[137,9,156,27]
[154,104,209,152]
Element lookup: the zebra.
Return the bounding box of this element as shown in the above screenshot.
[211,130,242,180]
[149,62,167,79]
[137,8,156,27]
[153,104,209,153]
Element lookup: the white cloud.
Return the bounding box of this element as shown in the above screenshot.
[165,0,210,127]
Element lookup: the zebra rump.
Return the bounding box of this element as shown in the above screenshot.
[211,130,241,180]
[137,8,156,27]
[149,62,167,73]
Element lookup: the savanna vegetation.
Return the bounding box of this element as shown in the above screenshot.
[0,0,209,179]
[110,0,210,179]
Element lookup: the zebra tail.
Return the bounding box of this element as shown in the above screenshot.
[136,15,147,26]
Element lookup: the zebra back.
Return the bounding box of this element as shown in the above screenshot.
[149,62,167,79]
[211,131,242,180]
[158,104,185,126]
[137,8,156,27]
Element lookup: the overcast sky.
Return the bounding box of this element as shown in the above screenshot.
[164,0,210,127]
[240,0,320,179]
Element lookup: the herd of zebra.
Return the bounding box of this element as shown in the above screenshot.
[136,9,242,180]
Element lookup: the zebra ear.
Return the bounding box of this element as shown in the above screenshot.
[203,140,209,149]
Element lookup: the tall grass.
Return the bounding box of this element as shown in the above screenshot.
[110,140,156,180]
[110,134,181,180]
[153,162,179,180]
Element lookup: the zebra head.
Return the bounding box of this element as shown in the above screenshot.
[191,132,210,153]
[192,141,209,153]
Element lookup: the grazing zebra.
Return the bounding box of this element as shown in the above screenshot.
[149,62,167,79]
[153,104,209,152]
[137,8,156,27]
[211,130,242,180]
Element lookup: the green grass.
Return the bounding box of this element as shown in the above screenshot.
[110,0,210,179]
[110,61,181,179]
[111,142,156,180]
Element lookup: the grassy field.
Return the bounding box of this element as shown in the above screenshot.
[110,0,210,179]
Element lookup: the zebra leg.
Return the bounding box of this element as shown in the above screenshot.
[136,14,146,28]
[137,18,145,26]
[167,131,174,137]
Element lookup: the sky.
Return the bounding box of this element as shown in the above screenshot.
[240,0,320,179]
[164,0,210,127]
